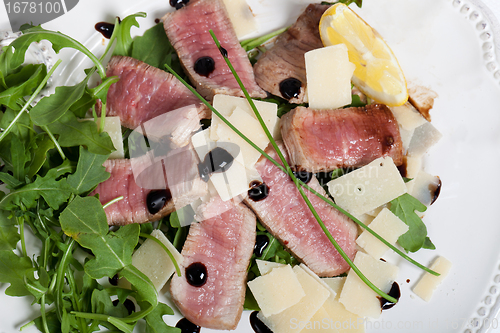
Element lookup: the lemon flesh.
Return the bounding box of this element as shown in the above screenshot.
[320,3,408,106]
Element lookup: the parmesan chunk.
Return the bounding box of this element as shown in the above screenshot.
[248,265,306,317]
[305,44,355,110]
[210,94,277,141]
[256,260,286,275]
[389,102,427,131]
[407,171,441,207]
[407,122,442,157]
[356,208,409,259]
[191,129,262,201]
[298,276,366,332]
[216,106,269,168]
[258,265,330,333]
[222,0,258,38]
[339,252,398,319]
[131,230,183,292]
[413,256,452,302]
[327,157,407,216]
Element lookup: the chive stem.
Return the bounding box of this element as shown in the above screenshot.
[240,26,288,51]
[102,196,124,209]
[139,232,181,277]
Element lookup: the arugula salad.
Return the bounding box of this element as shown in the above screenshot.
[0,0,446,332]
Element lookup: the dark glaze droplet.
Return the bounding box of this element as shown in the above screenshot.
[147,189,172,214]
[95,22,115,39]
[279,78,302,100]
[219,46,228,58]
[430,177,442,205]
[248,181,269,202]
[397,156,408,178]
[198,147,235,182]
[254,234,270,257]
[155,18,160,24]
[170,0,190,10]
[109,274,119,286]
[250,311,273,333]
[378,282,401,310]
[176,318,201,333]
[186,262,207,287]
[194,56,215,77]
[292,169,313,184]
[112,298,136,315]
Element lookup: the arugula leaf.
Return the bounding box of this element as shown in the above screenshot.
[30,76,90,126]
[0,64,47,110]
[27,133,55,179]
[0,160,74,211]
[0,107,31,142]
[60,196,139,279]
[0,211,20,251]
[67,147,110,195]
[9,132,29,181]
[423,237,436,250]
[8,26,106,78]
[47,112,115,155]
[0,250,34,296]
[131,23,174,69]
[145,303,181,333]
[113,13,147,57]
[390,193,429,252]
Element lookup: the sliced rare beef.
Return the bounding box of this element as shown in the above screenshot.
[162,0,266,101]
[98,56,209,129]
[253,4,329,104]
[244,142,357,277]
[91,145,207,225]
[170,195,256,330]
[281,104,403,173]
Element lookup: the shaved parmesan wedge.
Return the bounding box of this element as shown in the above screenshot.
[222,0,258,38]
[191,129,262,201]
[413,256,452,302]
[327,157,407,216]
[356,208,409,259]
[339,252,398,318]
[407,122,442,157]
[216,106,269,167]
[258,265,330,333]
[322,277,346,297]
[404,155,423,179]
[407,171,441,207]
[211,94,277,141]
[300,264,337,297]
[131,230,183,292]
[248,265,306,317]
[256,260,286,275]
[306,296,365,333]
[389,102,427,131]
[305,44,355,110]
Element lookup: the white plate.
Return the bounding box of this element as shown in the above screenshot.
[1,0,500,332]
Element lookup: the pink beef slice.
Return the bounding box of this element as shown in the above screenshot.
[170,195,256,330]
[91,146,206,225]
[281,104,403,173]
[244,142,357,277]
[99,56,210,129]
[162,0,266,101]
[253,4,329,104]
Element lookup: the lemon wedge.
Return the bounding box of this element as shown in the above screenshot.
[319,3,408,106]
